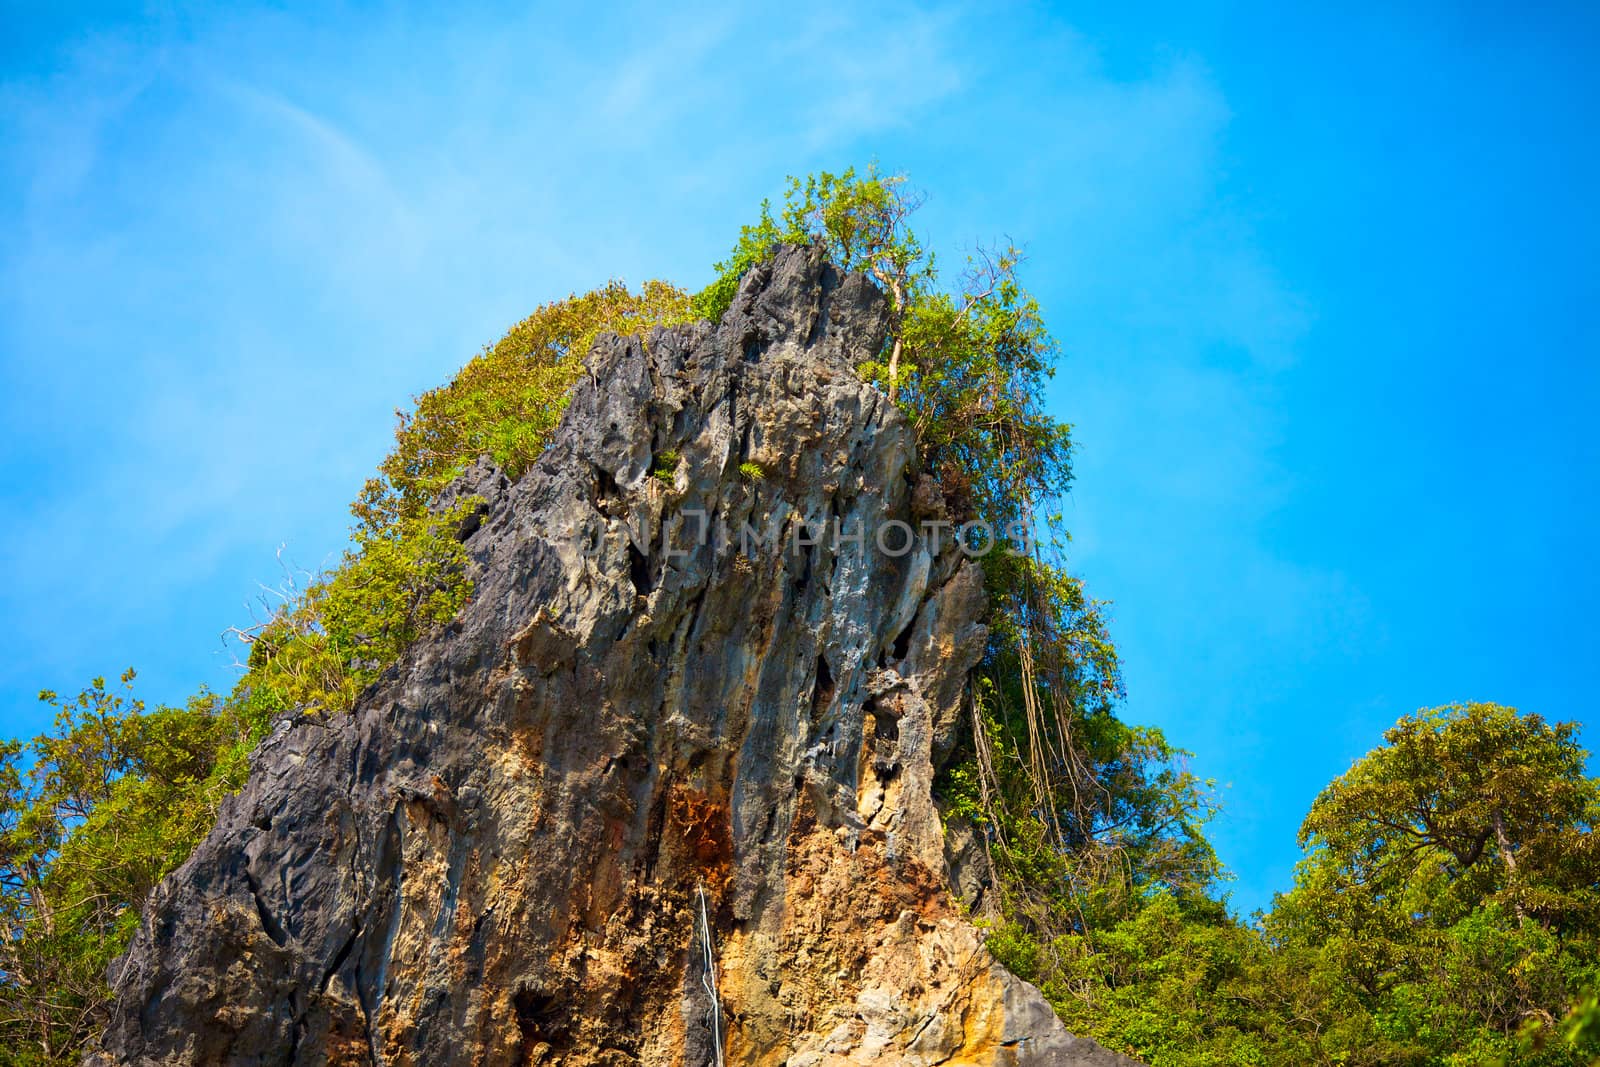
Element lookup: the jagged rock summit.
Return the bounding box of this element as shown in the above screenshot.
[92,245,1142,1066]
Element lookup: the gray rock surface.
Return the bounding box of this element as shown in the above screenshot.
[90,244,1143,1066]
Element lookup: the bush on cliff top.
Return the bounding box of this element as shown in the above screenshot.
[352,279,695,536]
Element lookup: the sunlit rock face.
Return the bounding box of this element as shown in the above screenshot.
[91,245,1142,1067]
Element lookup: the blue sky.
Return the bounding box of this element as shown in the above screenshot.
[2,1,1595,916]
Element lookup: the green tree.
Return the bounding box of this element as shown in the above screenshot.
[0,673,246,1065]
[1020,704,1600,1067]
[1260,703,1600,1065]
[1300,703,1600,933]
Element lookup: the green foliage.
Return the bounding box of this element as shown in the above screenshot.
[904,287,1071,521]
[1298,702,1600,934]
[353,280,694,535]
[1249,704,1600,1066]
[699,166,1071,534]
[1550,991,1600,1061]
[1006,704,1600,1067]
[693,168,927,324]
[737,460,765,482]
[233,504,476,729]
[652,449,680,484]
[1042,892,1307,1067]
[1,673,251,1064]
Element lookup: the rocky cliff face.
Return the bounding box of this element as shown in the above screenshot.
[92,246,1141,1066]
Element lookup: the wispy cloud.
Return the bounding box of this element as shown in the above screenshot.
[209,78,425,280]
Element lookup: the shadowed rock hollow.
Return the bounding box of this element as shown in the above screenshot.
[91,245,1142,1066]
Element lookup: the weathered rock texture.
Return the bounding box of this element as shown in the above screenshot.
[92,246,1142,1066]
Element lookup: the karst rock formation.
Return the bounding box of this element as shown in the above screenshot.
[90,245,1143,1066]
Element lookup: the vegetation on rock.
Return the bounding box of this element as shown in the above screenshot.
[2,676,247,1064]
[2,168,1594,1066]
[352,280,695,536]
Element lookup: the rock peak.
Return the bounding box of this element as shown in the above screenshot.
[92,244,1140,1066]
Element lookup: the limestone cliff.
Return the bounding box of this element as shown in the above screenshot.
[91,246,1142,1066]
